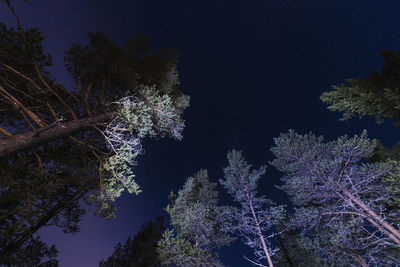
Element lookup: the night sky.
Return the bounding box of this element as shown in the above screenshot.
[2,0,400,266]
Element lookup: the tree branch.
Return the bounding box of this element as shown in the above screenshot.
[0,112,115,158]
[0,125,12,137]
[33,64,77,120]
[0,85,45,127]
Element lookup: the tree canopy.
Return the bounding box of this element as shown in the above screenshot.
[0,2,189,264]
[2,2,400,266]
[158,170,234,267]
[270,130,400,266]
[220,150,286,267]
[100,216,165,267]
[321,50,400,125]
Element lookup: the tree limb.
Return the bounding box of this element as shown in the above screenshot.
[0,85,44,127]
[0,112,115,158]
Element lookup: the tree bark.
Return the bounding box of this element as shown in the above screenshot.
[247,194,274,267]
[343,190,400,244]
[0,112,115,158]
[352,253,369,267]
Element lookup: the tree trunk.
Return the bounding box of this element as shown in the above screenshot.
[0,112,115,158]
[352,253,369,267]
[343,190,400,244]
[248,194,274,267]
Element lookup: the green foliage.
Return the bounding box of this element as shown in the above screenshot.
[92,84,189,218]
[0,23,55,130]
[271,130,400,265]
[65,34,189,217]
[118,85,189,140]
[0,144,94,264]
[158,229,221,267]
[221,150,267,203]
[320,50,400,125]
[275,227,325,267]
[287,208,375,267]
[0,236,58,266]
[100,216,165,267]
[220,150,286,266]
[0,9,189,262]
[270,130,376,206]
[158,170,234,267]
[382,160,400,210]
[321,49,400,218]
[64,32,186,108]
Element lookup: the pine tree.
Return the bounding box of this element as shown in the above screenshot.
[321,50,400,213]
[320,50,400,125]
[0,2,189,263]
[157,170,234,267]
[220,150,286,267]
[100,216,165,267]
[270,130,400,266]
[276,231,325,267]
[274,219,325,267]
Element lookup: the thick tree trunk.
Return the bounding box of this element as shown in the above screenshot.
[343,190,400,245]
[0,112,115,158]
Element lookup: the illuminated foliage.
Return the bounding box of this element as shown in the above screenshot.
[321,49,400,222]
[270,130,400,266]
[320,50,400,125]
[158,170,234,267]
[220,150,286,267]
[0,2,189,262]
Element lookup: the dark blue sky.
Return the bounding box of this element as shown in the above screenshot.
[2,0,400,266]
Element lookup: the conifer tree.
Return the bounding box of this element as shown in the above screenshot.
[220,150,286,267]
[0,1,189,263]
[321,50,400,212]
[157,170,234,267]
[270,130,400,266]
[320,50,400,125]
[100,216,165,267]
[275,227,325,267]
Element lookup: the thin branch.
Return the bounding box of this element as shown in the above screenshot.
[84,82,92,116]
[55,82,81,105]
[33,64,77,120]
[0,125,12,136]
[68,135,102,159]
[32,151,43,172]
[0,61,45,94]
[0,85,44,127]
[2,3,78,120]
[46,101,57,120]
[243,255,268,267]
[19,109,36,130]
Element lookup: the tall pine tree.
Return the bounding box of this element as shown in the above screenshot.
[270,130,400,266]
[0,1,189,264]
[220,150,286,267]
[100,216,165,267]
[320,50,400,125]
[321,50,400,213]
[158,170,234,267]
